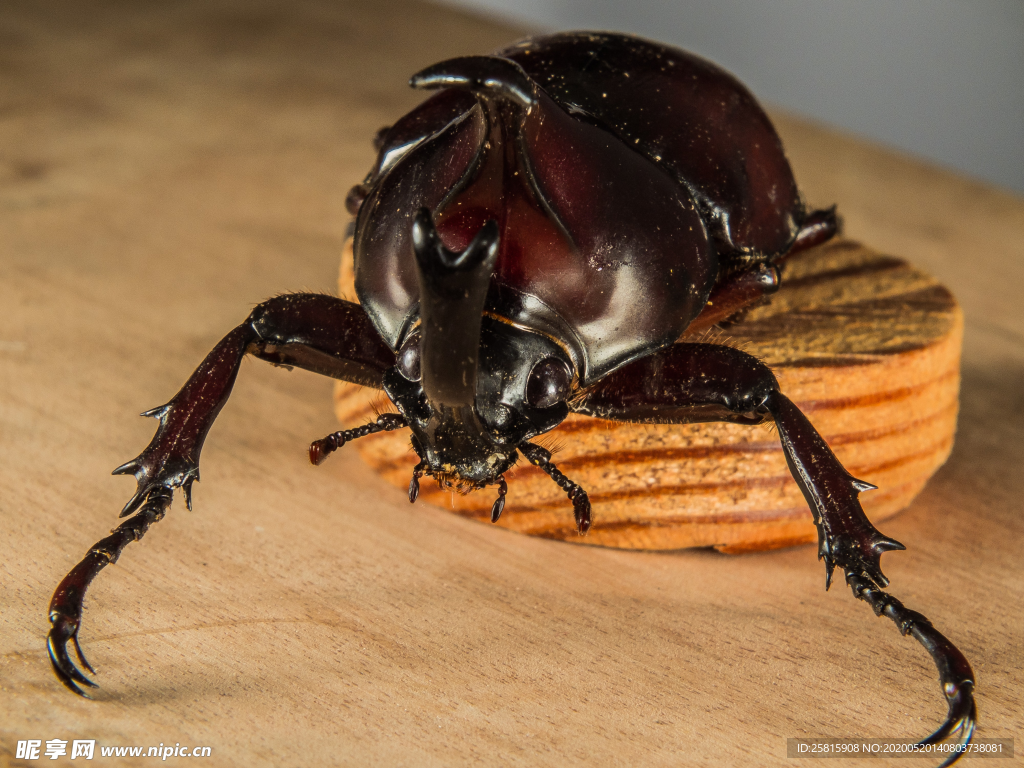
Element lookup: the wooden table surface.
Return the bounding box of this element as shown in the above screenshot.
[1,1,1021,765]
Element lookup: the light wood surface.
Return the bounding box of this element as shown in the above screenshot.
[336,239,963,552]
[1,1,1020,766]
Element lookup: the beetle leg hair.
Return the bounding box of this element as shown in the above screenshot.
[573,341,976,760]
[520,442,591,533]
[48,293,395,696]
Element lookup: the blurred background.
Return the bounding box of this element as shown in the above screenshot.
[440,0,1024,196]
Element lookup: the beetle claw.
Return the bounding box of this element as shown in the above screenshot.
[922,682,976,749]
[490,476,508,522]
[920,684,977,768]
[47,616,98,698]
[570,487,591,534]
[71,631,96,674]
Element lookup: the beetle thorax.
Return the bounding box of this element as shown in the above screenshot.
[352,53,718,388]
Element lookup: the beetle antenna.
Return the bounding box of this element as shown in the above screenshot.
[309,413,408,466]
[520,442,591,534]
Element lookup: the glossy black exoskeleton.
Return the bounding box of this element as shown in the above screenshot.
[48,32,975,766]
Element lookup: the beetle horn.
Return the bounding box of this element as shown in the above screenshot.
[412,208,499,409]
[410,56,537,110]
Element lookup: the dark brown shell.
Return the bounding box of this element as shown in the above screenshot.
[353,32,807,385]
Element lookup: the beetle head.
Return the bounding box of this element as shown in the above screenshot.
[383,210,575,490]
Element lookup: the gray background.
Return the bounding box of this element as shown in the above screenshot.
[440,0,1024,195]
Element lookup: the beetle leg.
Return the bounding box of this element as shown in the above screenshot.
[684,262,781,336]
[309,413,408,466]
[520,442,591,533]
[574,342,902,585]
[48,294,395,696]
[573,341,975,756]
[763,390,906,590]
[408,460,428,503]
[490,475,508,522]
[685,207,839,336]
[685,207,840,336]
[787,205,839,257]
[48,488,172,696]
[846,572,976,765]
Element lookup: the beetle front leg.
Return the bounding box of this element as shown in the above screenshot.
[576,343,905,585]
[48,488,172,696]
[846,572,976,764]
[761,389,906,589]
[575,342,902,586]
[574,342,976,758]
[48,294,396,696]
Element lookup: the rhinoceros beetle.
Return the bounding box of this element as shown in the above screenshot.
[48,31,975,765]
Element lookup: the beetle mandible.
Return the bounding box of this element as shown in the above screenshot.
[47,31,976,764]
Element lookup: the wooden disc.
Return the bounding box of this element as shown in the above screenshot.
[334,238,961,553]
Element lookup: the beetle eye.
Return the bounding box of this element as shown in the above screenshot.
[526,358,572,409]
[397,334,421,381]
